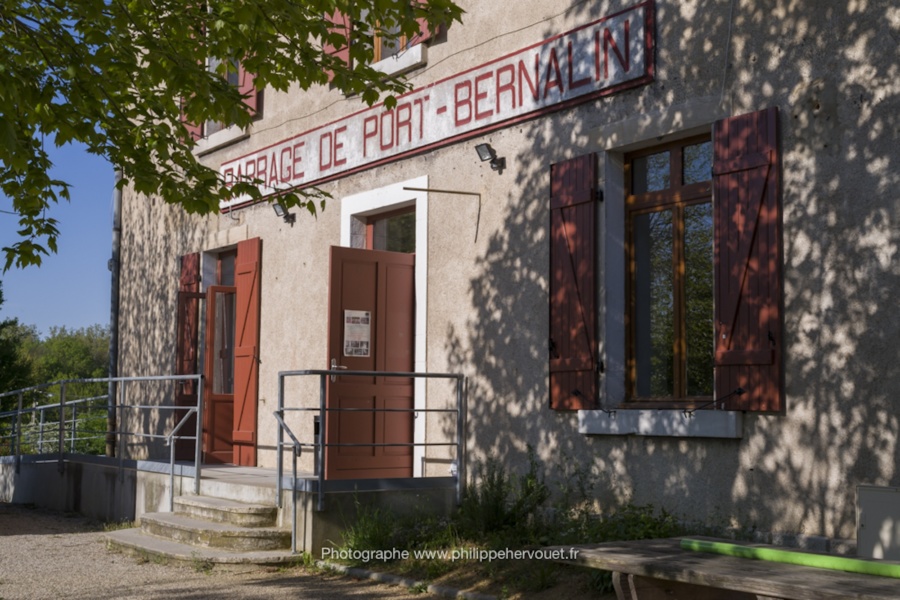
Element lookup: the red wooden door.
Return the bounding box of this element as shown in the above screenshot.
[203,285,236,464]
[326,246,415,479]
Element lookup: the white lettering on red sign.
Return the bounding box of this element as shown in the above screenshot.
[221,2,653,207]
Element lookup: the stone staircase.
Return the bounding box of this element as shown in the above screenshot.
[106,494,297,567]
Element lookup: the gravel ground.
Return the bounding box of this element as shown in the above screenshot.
[0,503,435,600]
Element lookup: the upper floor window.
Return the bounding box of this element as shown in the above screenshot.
[324,3,435,81]
[181,58,260,146]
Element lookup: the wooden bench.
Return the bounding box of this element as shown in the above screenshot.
[551,537,900,600]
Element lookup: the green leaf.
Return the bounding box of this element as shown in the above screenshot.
[0,0,463,268]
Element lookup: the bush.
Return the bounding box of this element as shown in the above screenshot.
[457,446,551,545]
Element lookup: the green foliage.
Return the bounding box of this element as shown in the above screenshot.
[339,497,459,560]
[0,282,38,401]
[0,316,110,455]
[0,0,465,270]
[458,446,551,545]
[330,447,693,598]
[340,501,400,553]
[32,324,109,383]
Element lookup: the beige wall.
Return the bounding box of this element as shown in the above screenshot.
[118,0,900,539]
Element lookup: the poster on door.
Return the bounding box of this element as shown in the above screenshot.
[343,310,371,357]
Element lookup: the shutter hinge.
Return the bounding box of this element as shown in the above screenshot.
[549,338,560,359]
[596,189,604,202]
[597,360,605,374]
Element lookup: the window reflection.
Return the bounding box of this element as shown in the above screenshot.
[634,209,674,397]
[684,202,714,396]
[683,142,712,186]
[372,211,416,253]
[211,291,235,395]
[633,151,670,194]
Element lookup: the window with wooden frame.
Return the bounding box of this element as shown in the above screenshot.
[367,206,416,252]
[324,3,435,81]
[625,136,714,405]
[181,7,260,143]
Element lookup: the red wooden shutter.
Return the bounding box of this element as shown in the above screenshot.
[414,0,436,44]
[713,107,783,412]
[549,154,598,410]
[237,63,258,114]
[179,100,203,141]
[233,237,262,466]
[175,253,201,460]
[323,11,351,83]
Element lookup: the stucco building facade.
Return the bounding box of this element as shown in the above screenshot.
[116,0,900,544]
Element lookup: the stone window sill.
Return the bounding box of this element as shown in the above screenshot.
[578,409,743,439]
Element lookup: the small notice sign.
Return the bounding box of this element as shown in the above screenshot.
[343,310,371,357]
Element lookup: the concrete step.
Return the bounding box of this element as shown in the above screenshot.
[174,495,277,528]
[105,527,298,568]
[140,512,292,552]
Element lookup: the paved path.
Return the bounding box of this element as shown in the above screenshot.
[0,503,430,600]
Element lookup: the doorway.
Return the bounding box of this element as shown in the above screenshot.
[325,246,415,479]
[174,239,261,467]
[199,239,261,466]
[203,284,236,464]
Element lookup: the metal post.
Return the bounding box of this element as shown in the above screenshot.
[38,408,45,453]
[118,382,125,482]
[107,171,122,459]
[291,445,298,554]
[317,374,326,512]
[276,374,284,509]
[57,382,66,472]
[456,376,467,506]
[193,375,204,495]
[455,377,463,505]
[170,435,176,511]
[15,392,23,474]
[70,403,78,453]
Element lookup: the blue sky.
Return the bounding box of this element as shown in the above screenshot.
[0,143,115,337]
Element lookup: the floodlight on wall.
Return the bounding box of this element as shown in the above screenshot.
[474,143,505,173]
[272,201,296,226]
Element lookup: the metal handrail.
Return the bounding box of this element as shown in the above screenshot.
[165,406,199,511]
[274,368,467,554]
[273,410,303,553]
[0,375,204,502]
[0,395,108,455]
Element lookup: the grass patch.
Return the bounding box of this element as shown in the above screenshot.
[102,519,135,532]
[322,445,698,598]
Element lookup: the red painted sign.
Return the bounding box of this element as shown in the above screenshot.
[221,2,654,207]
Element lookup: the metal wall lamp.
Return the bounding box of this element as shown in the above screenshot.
[475,143,505,173]
[273,201,296,226]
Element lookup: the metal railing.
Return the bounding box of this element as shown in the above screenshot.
[0,393,108,457]
[0,375,203,510]
[274,369,467,554]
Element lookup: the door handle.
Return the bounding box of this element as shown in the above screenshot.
[330,358,348,382]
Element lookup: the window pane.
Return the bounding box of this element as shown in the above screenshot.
[219,253,235,286]
[212,291,235,395]
[372,211,415,253]
[379,23,404,58]
[632,151,670,194]
[684,202,714,396]
[634,210,674,397]
[683,141,713,185]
